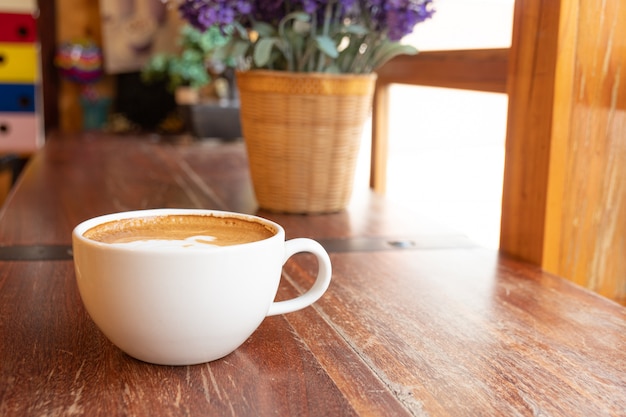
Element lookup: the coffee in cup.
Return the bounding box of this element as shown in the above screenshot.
[82,213,275,248]
[72,209,332,366]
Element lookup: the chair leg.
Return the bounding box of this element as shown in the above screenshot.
[370,82,390,193]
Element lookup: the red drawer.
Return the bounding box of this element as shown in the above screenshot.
[0,13,37,43]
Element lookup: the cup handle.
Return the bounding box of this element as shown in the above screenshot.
[266,238,332,316]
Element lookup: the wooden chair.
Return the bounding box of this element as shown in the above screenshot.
[371,0,626,304]
[371,48,509,193]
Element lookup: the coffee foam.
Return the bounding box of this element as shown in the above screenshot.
[83,214,276,248]
[110,235,220,250]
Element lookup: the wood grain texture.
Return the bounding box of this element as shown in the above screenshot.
[285,251,626,416]
[499,0,561,265]
[502,0,626,304]
[375,49,509,94]
[370,81,390,193]
[0,133,625,416]
[543,0,626,303]
[36,0,59,131]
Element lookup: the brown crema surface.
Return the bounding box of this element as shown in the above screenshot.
[83,214,276,246]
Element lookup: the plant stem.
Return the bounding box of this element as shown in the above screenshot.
[305,13,317,72]
[278,15,295,71]
[349,33,378,73]
[316,0,334,72]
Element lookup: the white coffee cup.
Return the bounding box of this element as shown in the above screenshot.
[72,208,332,365]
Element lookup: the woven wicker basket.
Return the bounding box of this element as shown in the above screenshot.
[236,70,377,213]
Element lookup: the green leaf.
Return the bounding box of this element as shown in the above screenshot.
[279,12,311,37]
[343,24,369,36]
[199,25,230,51]
[293,19,311,34]
[254,38,277,67]
[253,22,276,38]
[288,12,311,35]
[324,64,341,74]
[370,43,418,70]
[181,49,203,62]
[315,35,338,58]
[288,12,311,22]
[230,22,249,38]
[229,39,251,62]
[285,29,305,56]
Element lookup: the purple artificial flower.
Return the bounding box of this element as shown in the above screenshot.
[298,0,324,14]
[179,0,255,30]
[177,0,435,73]
[179,0,433,38]
[369,0,435,40]
[251,0,286,24]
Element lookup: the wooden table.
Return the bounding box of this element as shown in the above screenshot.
[0,132,625,416]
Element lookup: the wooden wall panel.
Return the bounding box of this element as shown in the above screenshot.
[543,0,626,303]
[56,0,114,133]
[502,0,626,304]
[38,0,59,131]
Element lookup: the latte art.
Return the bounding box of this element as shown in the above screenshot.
[83,214,276,247]
[111,235,221,250]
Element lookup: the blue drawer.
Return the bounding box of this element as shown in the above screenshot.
[0,83,35,112]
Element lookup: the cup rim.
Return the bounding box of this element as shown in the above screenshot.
[72,208,284,253]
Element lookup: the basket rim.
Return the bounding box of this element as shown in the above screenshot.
[235,69,377,82]
[236,69,377,96]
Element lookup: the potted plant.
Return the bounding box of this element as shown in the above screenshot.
[142,24,243,139]
[178,0,435,213]
[141,24,230,104]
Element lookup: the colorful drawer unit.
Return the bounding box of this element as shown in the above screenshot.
[0,8,42,154]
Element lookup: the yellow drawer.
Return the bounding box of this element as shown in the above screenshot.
[0,43,38,82]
